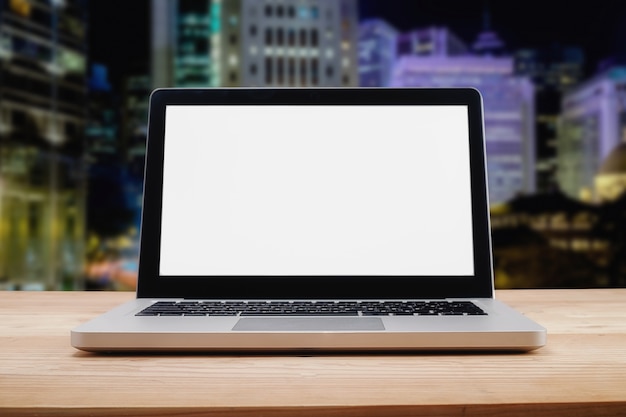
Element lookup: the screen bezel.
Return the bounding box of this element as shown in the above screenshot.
[136,87,494,299]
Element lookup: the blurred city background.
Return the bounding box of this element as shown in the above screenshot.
[1,0,626,291]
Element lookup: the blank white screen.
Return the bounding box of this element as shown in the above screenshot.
[159,105,474,276]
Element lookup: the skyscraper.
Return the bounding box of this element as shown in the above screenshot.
[0,0,88,290]
[358,18,398,87]
[515,46,585,193]
[151,0,359,88]
[391,33,535,206]
[557,67,626,201]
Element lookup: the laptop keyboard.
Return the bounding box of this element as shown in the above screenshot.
[136,300,486,317]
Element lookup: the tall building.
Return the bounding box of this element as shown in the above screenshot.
[121,72,151,236]
[358,22,469,88]
[392,53,535,205]
[515,46,585,192]
[0,0,88,290]
[151,0,359,88]
[357,23,535,204]
[81,65,147,290]
[358,18,398,87]
[152,0,211,88]
[121,73,151,182]
[86,64,117,165]
[557,67,626,201]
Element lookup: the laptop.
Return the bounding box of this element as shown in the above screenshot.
[71,87,546,352]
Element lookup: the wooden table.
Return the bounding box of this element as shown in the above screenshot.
[1,289,625,417]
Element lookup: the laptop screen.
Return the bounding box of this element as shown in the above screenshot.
[138,88,494,299]
[158,104,474,277]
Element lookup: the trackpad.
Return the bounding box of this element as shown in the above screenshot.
[232,317,385,331]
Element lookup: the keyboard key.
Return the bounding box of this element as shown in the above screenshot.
[136,300,486,317]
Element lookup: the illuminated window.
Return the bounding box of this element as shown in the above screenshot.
[10,0,32,17]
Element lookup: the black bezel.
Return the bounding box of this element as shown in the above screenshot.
[136,87,494,300]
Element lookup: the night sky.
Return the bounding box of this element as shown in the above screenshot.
[88,1,626,88]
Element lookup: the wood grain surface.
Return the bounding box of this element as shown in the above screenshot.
[1,289,625,417]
